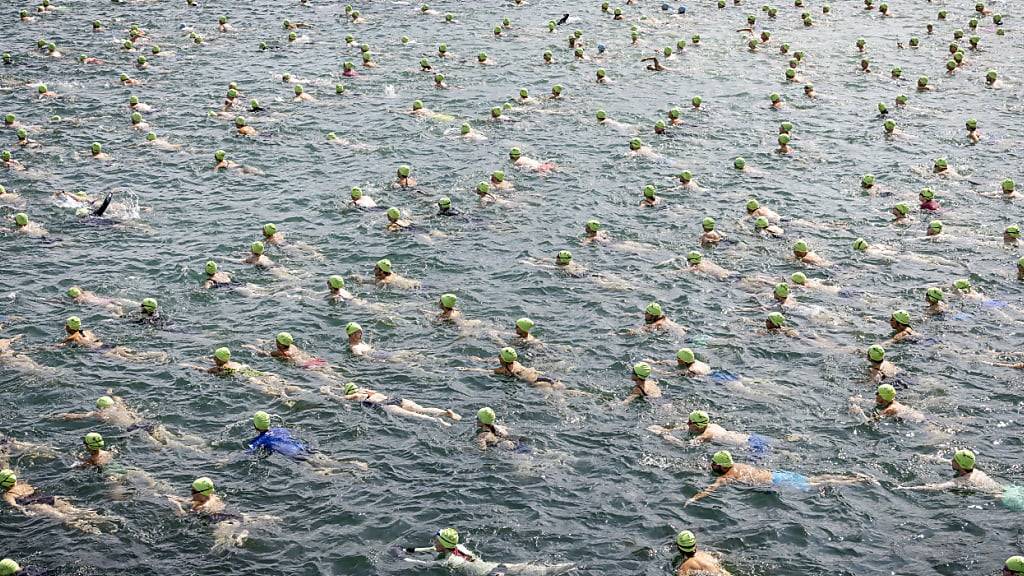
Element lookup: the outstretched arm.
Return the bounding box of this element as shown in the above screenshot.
[897,480,956,492]
[685,478,726,506]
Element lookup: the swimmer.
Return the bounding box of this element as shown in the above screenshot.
[404,527,575,575]
[673,531,733,576]
[246,412,367,473]
[849,384,924,423]
[136,298,162,325]
[771,282,795,308]
[120,73,141,86]
[965,118,981,143]
[386,207,412,231]
[897,449,1003,495]
[925,287,946,313]
[15,129,39,149]
[75,433,164,497]
[490,170,512,191]
[201,261,232,289]
[166,478,251,550]
[679,170,703,191]
[685,451,873,505]
[7,213,46,237]
[765,312,798,337]
[65,285,126,316]
[395,165,416,188]
[792,240,832,266]
[487,347,565,391]
[639,302,687,336]
[885,310,915,344]
[459,122,486,142]
[744,198,780,223]
[0,184,22,206]
[699,218,723,246]
[653,410,772,453]
[185,347,301,400]
[474,408,519,451]
[513,317,538,344]
[242,241,274,268]
[754,216,784,238]
[128,112,149,131]
[509,147,557,173]
[672,348,711,376]
[59,316,167,362]
[642,57,666,71]
[374,258,420,289]
[919,187,940,211]
[640,184,660,206]
[0,428,57,468]
[924,219,944,238]
[683,251,733,280]
[804,83,816,98]
[218,16,233,32]
[350,187,377,208]
[629,138,665,161]
[234,116,256,136]
[244,332,336,374]
[56,393,205,450]
[891,203,913,224]
[320,382,461,426]
[622,362,662,404]
[292,84,314,102]
[36,84,57,99]
[89,142,110,160]
[144,131,181,151]
[867,344,897,382]
[2,151,26,171]
[595,110,634,133]
[1,469,120,534]
[0,333,43,373]
[581,220,609,244]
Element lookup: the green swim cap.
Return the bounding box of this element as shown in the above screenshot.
[929,220,945,234]
[214,149,226,161]
[852,238,869,251]
[192,476,215,496]
[96,396,115,409]
[676,530,697,552]
[345,322,362,336]
[954,449,975,470]
[712,450,734,468]
[376,259,392,273]
[1007,225,1021,239]
[556,250,573,264]
[862,174,875,187]
[934,158,948,170]
[774,283,790,298]
[214,347,231,362]
[633,362,652,378]
[678,348,696,364]
[437,528,459,549]
[350,187,363,200]
[516,318,534,333]
[438,197,452,209]
[253,411,271,431]
[884,120,895,132]
[491,170,505,183]
[152,45,161,54]
[440,293,457,309]
[460,123,471,135]
[926,287,944,303]
[64,286,81,300]
[642,184,656,199]
[510,147,521,160]
[397,165,411,178]
[791,272,807,285]
[66,316,82,331]
[867,344,885,362]
[205,261,217,276]
[629,138,642,151]
[386,207,401,221]
[343,382,358,395]
[891,310,910,326]
[745,199,760,213]
[734,157,746,170]
[141,297,158,312]
[251,241,265,255]
[0,469,15,490]
[146,132,156,141]
[646,302,663,317]
[692,96,702,107]
[702,217,715,231]
[896,94,908,105]
[260,224,278,239]
[770,92,780,103]
[1006,557,1024,574]
[499,347,518,363]
[84,432,104,450]
[966,118,977,130]
[276,332,293,347]
[893,203,909,216]
[918,76,928,87]
[778,134,790,146]
[785,68,796,79]
[755,216,769,229]
[328,275,345,290]
[1003,179,1015,193]
[130,112,142,124]
[987,69,997,82]
[669,108,681,120]
[477,407,496,425]
[686,250,702,265]
[877,384,896,403]
[680,170,693,183]
[655,120,666,131]
[491,107,502,118]
[0,559,20,576]
[586,219,600,232]
[767,311,785,327]
[294,84,304,95]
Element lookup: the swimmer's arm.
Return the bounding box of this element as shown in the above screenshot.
[3,491,25,511]
[180,363,216,373]
[621,391,641,405]
[897,480,956,492]
[53,410,95,420]
[456,367,494,374]
[685,480,723,506]
[165,495,188,516]
[241,344,271,356]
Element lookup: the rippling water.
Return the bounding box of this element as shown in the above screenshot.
[2,0,1024,574]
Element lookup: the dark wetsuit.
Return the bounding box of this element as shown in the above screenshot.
[18,492,56,506]
[203,511,242,523]
[248,428,308,459]
[127,421,159,434]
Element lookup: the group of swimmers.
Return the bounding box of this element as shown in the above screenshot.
[2,0,1023,573]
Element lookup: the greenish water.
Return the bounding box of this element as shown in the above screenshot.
[2,0,1023,574]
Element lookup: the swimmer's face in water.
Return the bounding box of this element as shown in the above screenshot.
[874,393,891,408]
[644,313,661,324]
[276,342,291,353]
[711,462,727,475]
[686,421,706,434]
[374,267,390,280]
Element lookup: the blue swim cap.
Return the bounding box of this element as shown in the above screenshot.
[597,44,606,53]
[679,6,687,13]
[662,2,669,8]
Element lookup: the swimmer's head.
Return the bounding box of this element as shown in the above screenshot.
[687,251,702,265]
[130,112,142,124]
[677,349,696,367]
[460,123,471,135]
[680,170,693,183]
[1003,179,1015,193]
[214,149,226,162]
[746,199,759,212]
[96,396,115,409]
[345,322,362,336]
[645,302,664,320]
[552,84,563,96]
[350,187,363,200]
[774,283,790,299]
[205,261,217,276]
[633,362,652,379]
[926,287,944,304]
[491,107,502,119]
[701,217,715,232]
[668,107,681,120]
[376,259,392,274]
[556,250,573,265]
[0,470,16,491]
[509,147,521,160]
[586,219,600,233]
[630,138,643,151]
[84,432,104,451]
[953,449,975,471]
[328,275,345,290]
[499,347,518,364]
[439,293,457,310]
[508,319,533,339]
[342,382,358,395]
[767,311,785,328]
[436,528,459,550]
[1005,557,1024,575]
[66,316,81,332]
[755,217,769,230]
[852,238,869,252]
[884,120,895,133]
[253,411,271,432]
[892,203,909,217]
[770,92,780,104]
[294,84,304,96]
[141,298,157,314]
[397,165,411,178]
[986,69,997,83]
[214,347,231,363]
[262,223,277,238]
[711,450,734,471]
[676,530,697,553]
[896,94,908,105]
[867,344,885,363]
[276,332,293,348]
[386,207,401,222]
[876,384,896,404]
[933,158,948,172]
[953,278,971,293]
[476,181,490,195]
[250,241,265,255]
[917,76,929,88]
[778,134,790,146]
[191,477,215,496]
[861,174,875,188]
[1006,225,1021,240]
[891,310,911,327]
[477,407,496,426]
[791,272,807,286]
[438,197,452,210]
[146,131,156,141]
[734,157,746,170]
